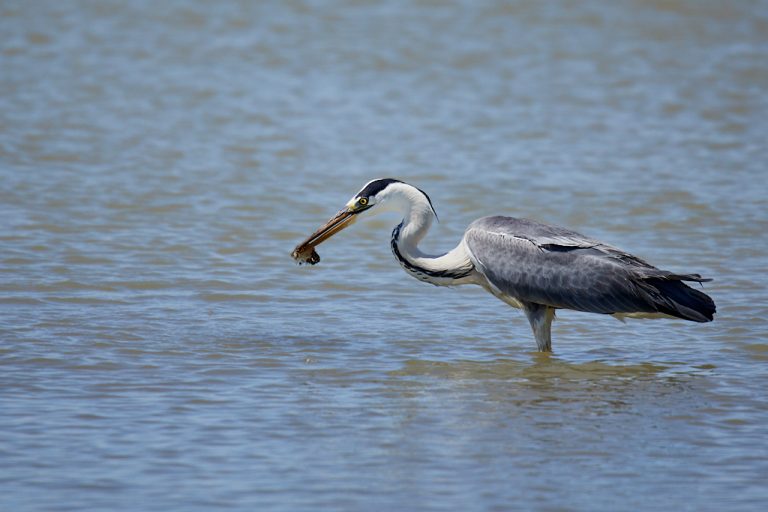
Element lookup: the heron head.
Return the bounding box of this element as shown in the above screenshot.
[291,178,404,264]
[345,177,404,212]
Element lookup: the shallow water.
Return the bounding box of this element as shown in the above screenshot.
[2,0,767,510]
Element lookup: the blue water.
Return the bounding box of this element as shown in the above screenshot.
[2,1,767,510]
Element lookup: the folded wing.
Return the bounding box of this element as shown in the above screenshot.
[464,216,715,322]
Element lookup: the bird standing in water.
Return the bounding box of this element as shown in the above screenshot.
[292,179,716,352]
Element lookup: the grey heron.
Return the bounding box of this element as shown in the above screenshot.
[292,178,716,351]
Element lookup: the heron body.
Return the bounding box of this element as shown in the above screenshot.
[292,178,716,351]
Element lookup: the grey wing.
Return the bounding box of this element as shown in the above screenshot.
[464,216,709,316]
[469,216,652,266]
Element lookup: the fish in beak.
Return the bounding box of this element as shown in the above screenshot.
[291,206,357,265]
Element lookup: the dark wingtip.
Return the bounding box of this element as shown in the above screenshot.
[645,278,716,322]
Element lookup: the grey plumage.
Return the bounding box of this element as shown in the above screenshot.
[465,216,715,324]
[293,179,716,352]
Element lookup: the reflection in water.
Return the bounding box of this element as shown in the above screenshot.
[391,356,692,415]
[394,355,670,381]
[378,353,722,510]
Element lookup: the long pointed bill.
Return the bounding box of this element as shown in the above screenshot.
[303,207,357,246]
[291,207,357,265]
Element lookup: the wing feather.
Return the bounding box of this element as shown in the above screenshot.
[464,216,707,316]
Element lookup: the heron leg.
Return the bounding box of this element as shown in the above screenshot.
[522,303,556,352]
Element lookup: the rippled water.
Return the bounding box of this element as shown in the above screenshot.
[2,1,767,510]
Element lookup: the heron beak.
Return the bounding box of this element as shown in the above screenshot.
[300,207,357,248]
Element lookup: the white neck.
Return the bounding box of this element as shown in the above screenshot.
[379,183,475,286]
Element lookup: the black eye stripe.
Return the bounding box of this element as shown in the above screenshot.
[353,178,438,220]
[354,178,402,199]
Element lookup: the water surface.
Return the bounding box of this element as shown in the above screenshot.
[2,1,767,510]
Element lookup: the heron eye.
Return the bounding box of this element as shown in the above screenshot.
[359,197,369,206]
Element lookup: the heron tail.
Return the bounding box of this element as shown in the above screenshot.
[637,275,716,322]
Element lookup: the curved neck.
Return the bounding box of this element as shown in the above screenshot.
[385,184,474,286]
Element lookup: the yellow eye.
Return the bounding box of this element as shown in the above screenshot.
[359,197,369,206]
